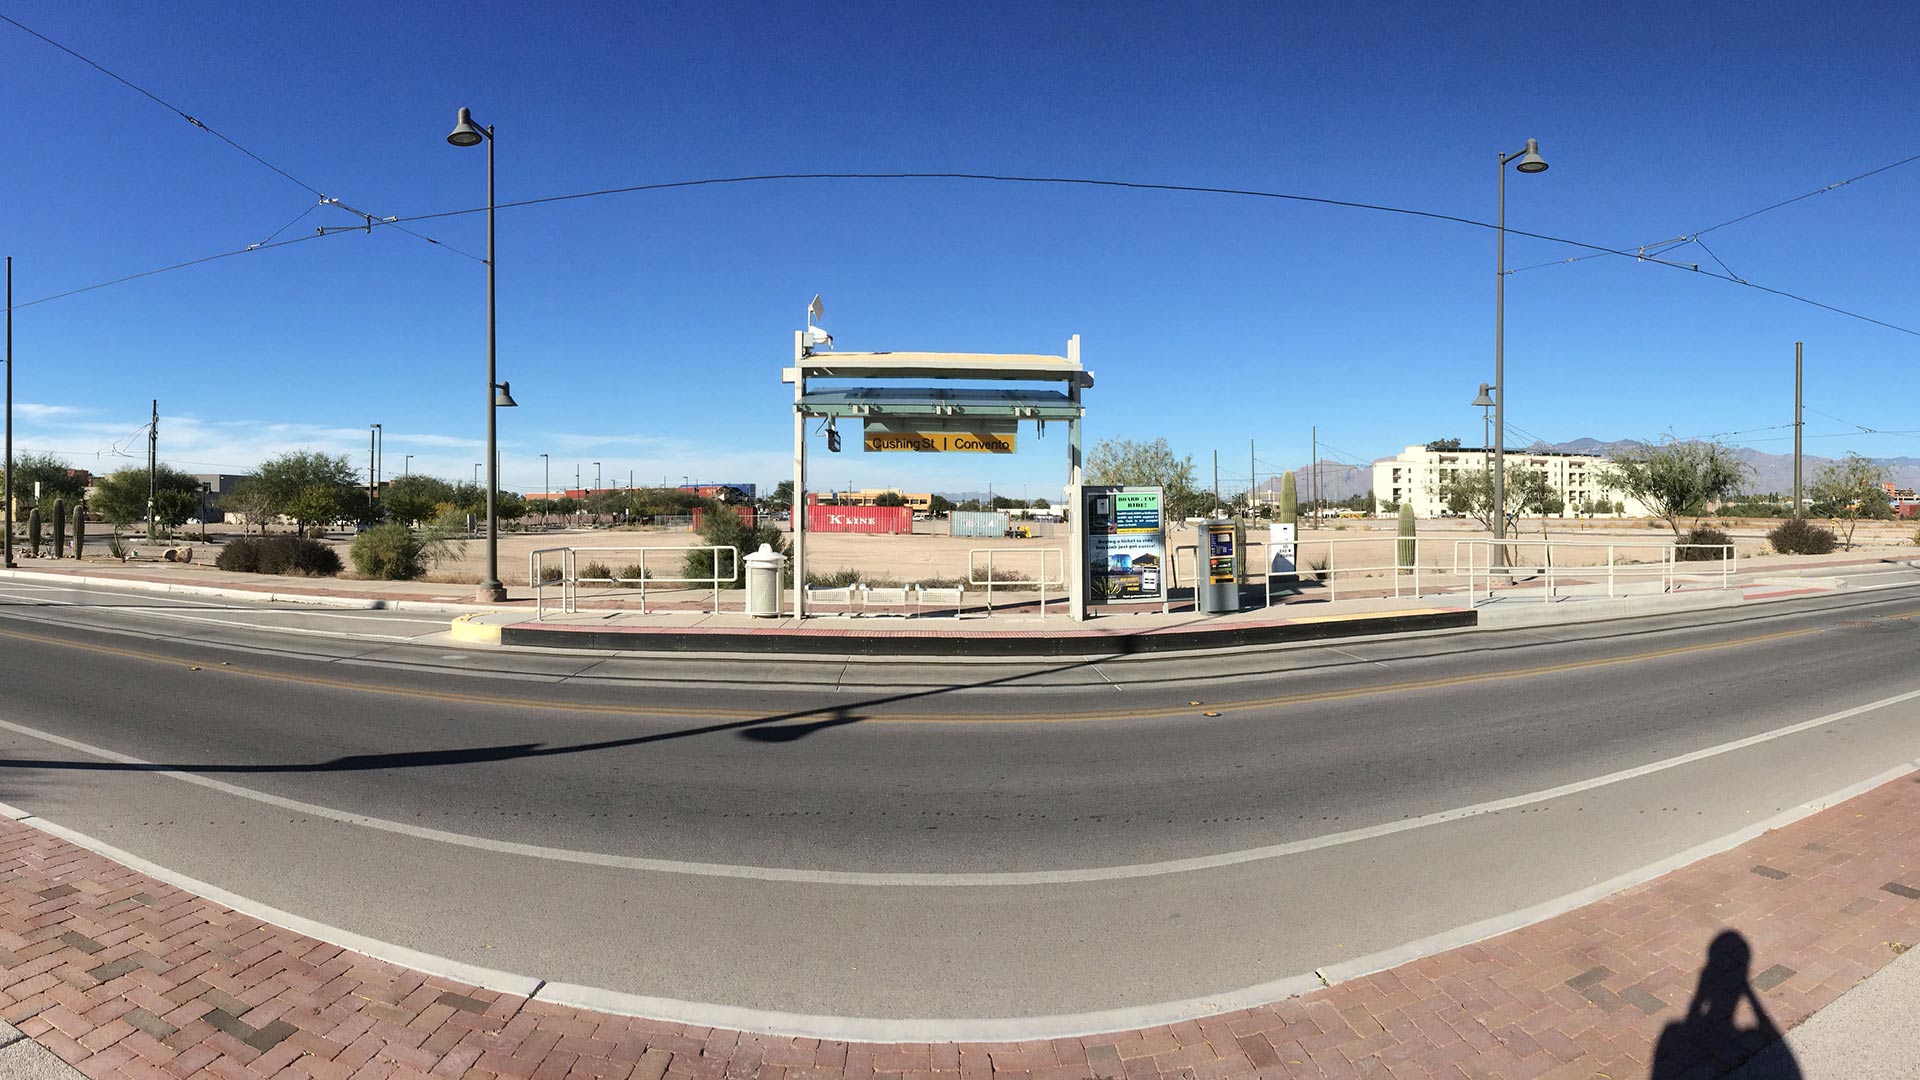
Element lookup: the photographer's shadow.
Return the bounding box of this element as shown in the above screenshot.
[1651,931,1800,1078]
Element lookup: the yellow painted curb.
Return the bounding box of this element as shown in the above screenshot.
[448,613,502,645]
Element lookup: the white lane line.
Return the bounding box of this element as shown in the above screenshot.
[0,592,420,641]
[5,682,1919,887]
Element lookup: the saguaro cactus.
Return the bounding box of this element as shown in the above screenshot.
[72,504,87,560]
[27,507,41,557]
[51,498,66,559]
[1397,502,1416,572]
[1278,472,1298,525]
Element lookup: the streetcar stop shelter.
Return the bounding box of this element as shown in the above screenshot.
[783,331,1093,619]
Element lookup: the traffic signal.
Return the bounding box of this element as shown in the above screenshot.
[827,427,842,453]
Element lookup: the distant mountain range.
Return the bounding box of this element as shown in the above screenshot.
[1260,441,1920,500]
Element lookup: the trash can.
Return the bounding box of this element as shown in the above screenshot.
[744,543,787,617]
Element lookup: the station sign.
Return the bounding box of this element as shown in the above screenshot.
[1084,486,1167,604]
[862,419,1016,453]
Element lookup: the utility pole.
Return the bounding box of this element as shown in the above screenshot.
[1793,342,1803,518]
[1212,450,1220,515]
[3,255,12,568]
[368,426,377,509]
[1311,426,1318,518]
[147,400,158,541]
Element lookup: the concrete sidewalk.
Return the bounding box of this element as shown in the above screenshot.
[2,771,1916,1077]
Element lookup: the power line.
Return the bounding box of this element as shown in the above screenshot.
[10,231,338,310]
[1,11,471,261]
[1508,150,1920,278]
[14,169,1920,339]
[370,171,1920,338]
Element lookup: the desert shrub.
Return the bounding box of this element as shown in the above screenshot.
[1767,518,1838,556]
[349,525,424,579]
[615,563,651,582]
[220,535,343,576]
[580,561,613,583]
[1677,526,1733,561]
[687,505,787,588]
[806,568,861,588]
[535,564,564,584]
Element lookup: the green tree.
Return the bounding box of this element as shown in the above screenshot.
[872,491,909,507]
[255,451,360,532]
[88,465,201,529]
[1030,497,1051,509]
[2,452,87,509]
[763,480,794,512]
[1808,452,1893,551]
[1599,440,1751,540]
[381,475,455,527]
[1424,437,1463,452]
[928,494,954,517]
[1441,465,1559,534]
[1086,437,1204,520]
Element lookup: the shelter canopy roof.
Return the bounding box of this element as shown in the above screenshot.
[785,351,1092,387]
[796,386,1082,419]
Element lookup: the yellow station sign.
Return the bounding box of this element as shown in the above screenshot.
[863,429,1017,453]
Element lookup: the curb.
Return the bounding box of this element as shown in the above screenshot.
[0,567,497,615]
[448,612,503,645]
[498,608,1480,656]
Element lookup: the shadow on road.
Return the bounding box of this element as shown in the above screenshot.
[1650,931,1799,1079]
[0,656,1113,775]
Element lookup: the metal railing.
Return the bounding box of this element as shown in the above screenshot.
[1173,535,1445,604]
[1453,538,1736,604]
[969,547,1066,616]
[525,545,740,617]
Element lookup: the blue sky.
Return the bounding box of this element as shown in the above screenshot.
[4,1,1916,498]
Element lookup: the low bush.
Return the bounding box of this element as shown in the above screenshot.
[615,563,652,582]
[1767,517,1838,556]
[348,524,461,580]
[1677,526,1734,561]
[219,535,343,576]
[580,561,613,583]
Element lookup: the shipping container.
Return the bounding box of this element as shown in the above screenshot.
[805,505,912,534]
[949,510,1010,538]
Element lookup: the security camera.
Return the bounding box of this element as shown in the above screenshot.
[805,325,833,350]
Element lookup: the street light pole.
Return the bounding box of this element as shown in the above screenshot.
[448,107,507,602]
[594,462,601,491]
[403,454,413,477]
[541,452,550,529]
[1493,138,1549,571]
[4,256,13,569]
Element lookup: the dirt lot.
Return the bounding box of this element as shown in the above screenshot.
[45,514,1920,590]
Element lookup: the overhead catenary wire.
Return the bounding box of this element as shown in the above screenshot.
[1507,149,1920,279]
[11,170,1920,340]
[1,11,471,262]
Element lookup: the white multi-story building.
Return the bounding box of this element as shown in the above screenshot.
[1373,445,1653,519]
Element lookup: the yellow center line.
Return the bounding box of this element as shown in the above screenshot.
[0,621,1823,725]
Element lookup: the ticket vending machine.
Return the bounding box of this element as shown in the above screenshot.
[1196,519,1243,613]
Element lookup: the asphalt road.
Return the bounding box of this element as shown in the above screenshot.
[1,568,1918,1035]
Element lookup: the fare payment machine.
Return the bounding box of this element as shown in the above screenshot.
[1196,518,1244,614]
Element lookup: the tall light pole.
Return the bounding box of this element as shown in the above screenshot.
[594,462,601,491]
[369,423,379,511]
[540,452,550,528]
[448,106,510,602]
[403,454,413,477]
[1493,137,1549,568]
[1472,382,1496,493]
[474,463,482,486]
[3,255,13,568]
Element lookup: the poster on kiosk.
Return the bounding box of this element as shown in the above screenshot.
[1084,486,1167,604]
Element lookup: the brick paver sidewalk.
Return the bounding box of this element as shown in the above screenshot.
[3,777,1917,1080]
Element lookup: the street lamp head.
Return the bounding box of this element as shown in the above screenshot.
[493,380,518,408]
[447,107,486,147]
[1513,138,1548,174]
[1471,383,1496,408]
